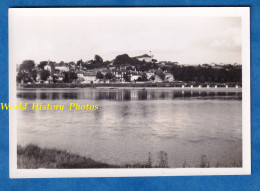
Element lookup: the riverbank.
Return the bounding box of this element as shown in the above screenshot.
[17,144,116,168]
[17,83,242,93]
[17,144,155,169]
[18,82,242,89]
[17,144,242,169]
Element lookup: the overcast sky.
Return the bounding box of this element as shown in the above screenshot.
[10,8,242,65]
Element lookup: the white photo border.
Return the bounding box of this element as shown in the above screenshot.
[9,7,251,178]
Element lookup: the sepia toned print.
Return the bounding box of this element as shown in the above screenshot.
[9,7,250,178]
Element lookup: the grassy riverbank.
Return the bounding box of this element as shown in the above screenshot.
[17,144,156,169]
[17,144,242,169]
[17,144,118,168]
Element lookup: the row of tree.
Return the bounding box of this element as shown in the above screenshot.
[17,60,79,83]
[167,64,242,83]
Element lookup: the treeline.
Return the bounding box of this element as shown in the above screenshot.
[113,54,158,71]
[79,54,158,71]
[165,64,242,83]
[16,60,79,83]
[109,54,242,83]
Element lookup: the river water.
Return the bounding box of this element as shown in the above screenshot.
[17,88,242,168]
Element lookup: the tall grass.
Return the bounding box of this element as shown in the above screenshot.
[182,155,242,168]
[17,144,242,169]
[17,145,171,169]
[17,144,117,168]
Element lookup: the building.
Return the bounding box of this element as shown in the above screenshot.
[165,72,175,82]
[82,72,96,82]
[111,69,124,81]
[44,64,52,71]
[55,65,70,72]
[52,62,70,72]
[134,54,153,62]
[146,69,155,79]
[130,72,141,81]
[43,61,56,74]
[100,68,110,75]
[76,71,84,78]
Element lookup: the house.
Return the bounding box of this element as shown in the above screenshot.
[121,69,127,75]
[165,72,175,82]
[55,65,70,72]
[76,71,84,78]
[43,61,55,74]
[51,69,61,76]
[130,72,141,81]
[115,71,123,78]
[55,62,70,72]
[111,69,124,81]
[82,72,96,82]
[84,60,92,65]
[134,54,153,62]
[44,64,52,71]
[146,69,155,79]
[69,63,76,70]
[109,65,116,70]
[100,68,110,75]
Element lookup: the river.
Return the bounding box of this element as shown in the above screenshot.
[17,88,242,168]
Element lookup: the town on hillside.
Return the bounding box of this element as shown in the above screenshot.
[16,53,242,87]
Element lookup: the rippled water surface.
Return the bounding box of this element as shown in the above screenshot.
[17,88,242,167]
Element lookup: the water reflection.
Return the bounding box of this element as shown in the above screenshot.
[17,89,242,101]
[17,88,242,167]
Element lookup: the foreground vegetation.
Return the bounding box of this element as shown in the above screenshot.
[17,144,242,169]
[17,145,161,169]
[17,144,117,168]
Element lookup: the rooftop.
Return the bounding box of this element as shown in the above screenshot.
[134,54,152,59]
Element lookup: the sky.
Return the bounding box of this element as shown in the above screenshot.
[9,8,242,65]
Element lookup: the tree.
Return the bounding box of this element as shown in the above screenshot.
[113,54,130,68]
[70,72,78,82]
[96,71,104,79]
[123,73,131,82]
[17,72,29,83]
[17,70,37,83]
[69,61,75,65]
[105,72,114,79]
[29,69,37,82]
[52,75,58,83]
[156,68,165,80]
[20,60,35,72]
[137,73,148,81]
[168,63,241,83]
[38,61,48,70]
[94,55,103,63]
[76,59,83,66]
[63,71,78,83]
[76,77,84,83]
[141,73,148,81]
[40,70,50,81]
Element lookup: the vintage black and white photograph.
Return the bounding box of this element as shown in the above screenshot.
[9,7,250,178]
